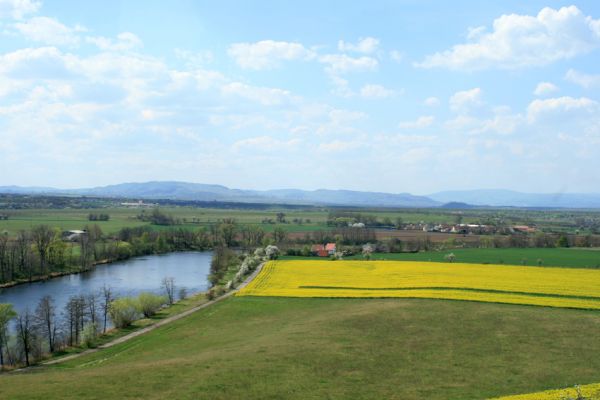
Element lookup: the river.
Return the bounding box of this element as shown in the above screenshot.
[0,252,213,326]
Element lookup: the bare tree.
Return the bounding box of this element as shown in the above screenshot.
[100,286,113,333]
[86,293,98,326]
[162,277,175,305]
[17,309,35,366]
[64,296,86,346]
[35,295,57,353]
[0,303,16,369]
[31,225,54,276]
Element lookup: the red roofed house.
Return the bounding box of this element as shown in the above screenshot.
[325,243,336,255]
[311,243,336,257]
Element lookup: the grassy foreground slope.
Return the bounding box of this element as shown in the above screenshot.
[2,297,600,400]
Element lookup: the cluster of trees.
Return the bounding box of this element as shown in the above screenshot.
[0,288,112,368]
[0,225,72,284]
[0,223,214,285]
[87,213,110,221]
[137,208,180,226]
[0,277,180,369]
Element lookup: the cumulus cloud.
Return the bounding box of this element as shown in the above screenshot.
[0,0,40,20]
[174,48,214,67]
[221,82,294,106]
[360,84,395,98]
[233,135,300,151]
[13,16,85,46]
[317,139,363,153]
[417,6,600,70]
[398,115,434,129]
[86,32,142,52]
[337,37,380,54]
[227,40,315,70]
[565,69,600,89]
[449,88,482,112]
[319,53,378,74]
[423,96,440,107]
[527,96,599,122]
[533,82,559,96]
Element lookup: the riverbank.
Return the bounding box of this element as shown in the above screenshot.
[7,262,264,371]
[0,258,118,290]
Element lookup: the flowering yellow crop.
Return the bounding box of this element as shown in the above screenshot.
[490,382,600,399]
[237,260,600,310]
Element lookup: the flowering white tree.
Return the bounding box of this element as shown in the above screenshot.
[265,245,280,260]
[362,243,374,260]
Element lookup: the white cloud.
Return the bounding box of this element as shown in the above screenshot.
[398,115,434,129]
[233,135,300,151]
[0,0,39,20]
[565,69,600,89]
[0,46,79,80]
[174,48,214,67]
[329,75,353,97]
[13,16,84,46]
[389,50,403,63]
[533,82,559,96]
[449,88,482,112]
[337,37,380,54]
[360,84,395,98]
[86,32,143,52]
[319,53,378,74]
[417,6,600,70]
[221,82,294,106]
[317,139,363,153]
[227,40,315,70]
[527,96,599,122]
[423,96,440,107]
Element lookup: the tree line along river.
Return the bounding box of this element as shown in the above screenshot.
[0,251,213,331]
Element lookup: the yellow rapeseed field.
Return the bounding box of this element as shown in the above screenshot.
[490,382,600,399]
[237,260,600,310]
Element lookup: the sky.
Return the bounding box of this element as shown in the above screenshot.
[1,0,600,194]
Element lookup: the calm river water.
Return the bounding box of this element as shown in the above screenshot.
[0,252,213,321]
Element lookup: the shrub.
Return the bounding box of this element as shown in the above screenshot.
[136,292,166,318]
[206,288,216,301]
[109,297,139,328]
[80,322,99,348]
[178,287,187,301]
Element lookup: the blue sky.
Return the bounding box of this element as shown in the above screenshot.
[1,0,600,194]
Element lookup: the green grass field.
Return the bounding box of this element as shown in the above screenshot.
[0,207,329,236]
[2,297,600,400]
[340,248,600,269]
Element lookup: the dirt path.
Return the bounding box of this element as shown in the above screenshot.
[40,262,265,367]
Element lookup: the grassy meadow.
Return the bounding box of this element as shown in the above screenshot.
[2,296,600,399]
[343,247,600,268]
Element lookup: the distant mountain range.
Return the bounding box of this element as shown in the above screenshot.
[428,189,600,209]
[1,182,600,209]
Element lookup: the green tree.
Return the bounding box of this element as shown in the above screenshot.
[557,234,570,248]
[272,227,287,243]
